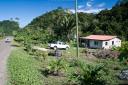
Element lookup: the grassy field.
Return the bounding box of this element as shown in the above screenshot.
[7,44,128,85]
[7,46,99,85]
[7,48,43,85]
[0,36,3,40]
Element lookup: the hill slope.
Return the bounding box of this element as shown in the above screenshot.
[15,1,128,44]
[0,20,19,36]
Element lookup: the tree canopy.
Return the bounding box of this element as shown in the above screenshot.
[0,20,20,36]
[15,1,128,44]
[116,0,128,6]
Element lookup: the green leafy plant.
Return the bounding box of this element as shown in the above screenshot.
[43,59,65,76]
[68,61,106,85]
[118,42,128,62]
[24,43,32,52]
[34,50,48,61]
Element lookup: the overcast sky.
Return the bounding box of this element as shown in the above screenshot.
[0,0,118,27]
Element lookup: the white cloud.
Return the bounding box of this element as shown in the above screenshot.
[86,2,92,7]
[78,5,84,9]
[70,0,105,14]
[97,3,105,7]
[69,9,75,13]
[70,8,104,14]
[86,0,95,7]
[83,8,104,13]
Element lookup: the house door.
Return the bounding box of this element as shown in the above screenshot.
[86,40,90,48]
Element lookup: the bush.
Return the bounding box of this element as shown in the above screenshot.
[68,59,80,67]
[67,61,106,85]
[97,59,127,84]
[34,50,48,61]
[24,43,33,52]
[43,59,65,76]
[118,42,128,62]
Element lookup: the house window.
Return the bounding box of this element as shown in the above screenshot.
[94,41,98,46]
[112,41,114,45]
[105,42,108,45]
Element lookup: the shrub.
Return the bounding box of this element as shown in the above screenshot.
[118,42,128,62]
[24,43,33,52]
[97,59,127,84]
[68,59,80,67]
[43,59,65,76]
[67,60,106,85]
[34,50,48,61]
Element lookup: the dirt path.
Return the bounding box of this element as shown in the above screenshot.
[0,37,13,85]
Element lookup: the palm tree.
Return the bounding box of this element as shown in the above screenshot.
[53,14,76,41]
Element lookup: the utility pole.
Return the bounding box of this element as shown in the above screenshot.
[75,0,79,58]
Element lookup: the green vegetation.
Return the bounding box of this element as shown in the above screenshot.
[8,48,42,85]
[7,0,128,85]
[0,20,19,36]
[68,63,106,85]
[0,36,3,40]
[117,41,128,63]
[15,0,128,45]
[116,0,128,6]
[7,42,128,85]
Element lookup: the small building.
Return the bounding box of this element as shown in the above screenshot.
[80,35,121,49]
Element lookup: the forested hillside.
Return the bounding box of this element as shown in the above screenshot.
[15,0,128,44]
[96,0,128,40]
[0,20,19,36]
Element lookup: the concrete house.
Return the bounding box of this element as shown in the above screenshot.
[80,35,121,49]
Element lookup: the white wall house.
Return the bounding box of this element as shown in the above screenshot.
[80,35,121,49]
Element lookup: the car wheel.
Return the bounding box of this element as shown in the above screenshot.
[65,47,69,50]
[54,46,57,50]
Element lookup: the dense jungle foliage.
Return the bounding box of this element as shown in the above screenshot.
[0,20,19,36]
[15,0,128,44]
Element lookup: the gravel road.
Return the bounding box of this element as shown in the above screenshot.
[0,37,13,85]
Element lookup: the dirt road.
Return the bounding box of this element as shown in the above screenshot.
[0,37,13,85]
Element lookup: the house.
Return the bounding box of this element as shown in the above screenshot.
[80,35,121,49]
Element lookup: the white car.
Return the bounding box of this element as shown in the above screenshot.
[5,38,11,43]
[48,41,70,50]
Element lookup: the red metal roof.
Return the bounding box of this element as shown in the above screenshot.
[81,35,117,41]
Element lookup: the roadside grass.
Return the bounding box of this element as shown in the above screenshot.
[0,36,3,40]
[7,48,42,85]
[7,42,127,85]
[11,40,21,47]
